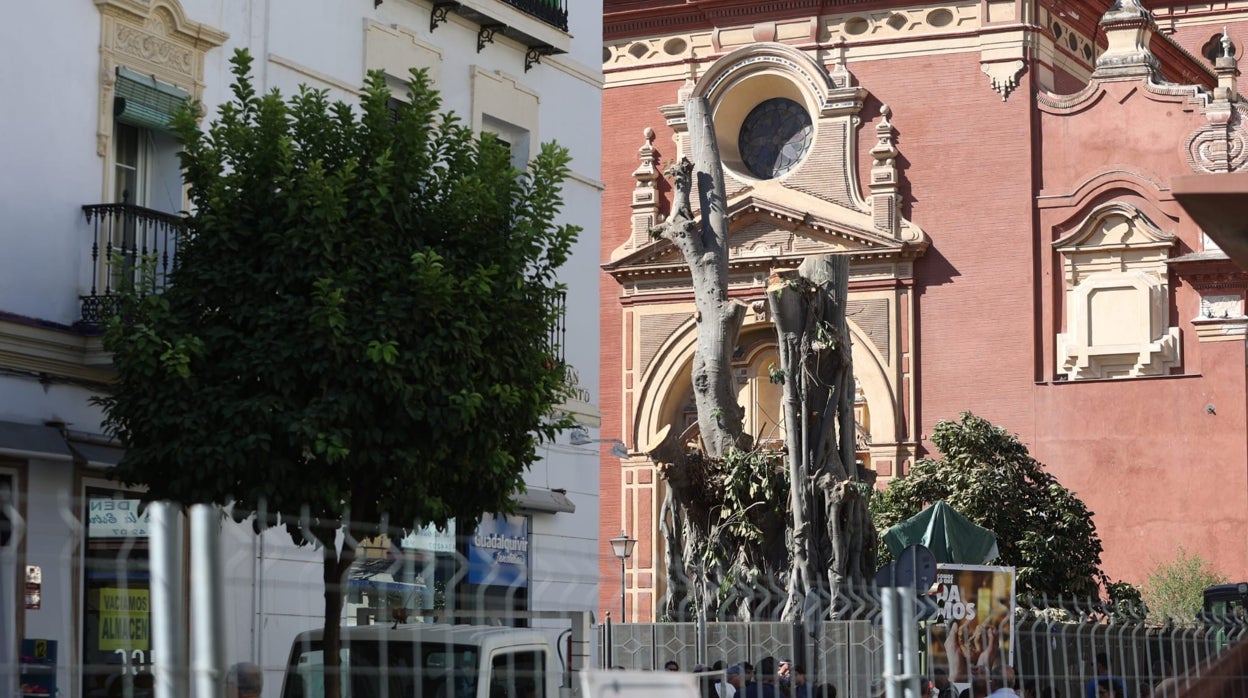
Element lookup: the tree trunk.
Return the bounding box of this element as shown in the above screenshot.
[318,526,357,698]
[653,97,747,459]
[769,255,876,621]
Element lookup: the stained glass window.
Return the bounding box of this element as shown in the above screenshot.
[738,98,814,179]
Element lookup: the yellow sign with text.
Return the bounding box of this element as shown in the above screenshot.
[98,588,150,651]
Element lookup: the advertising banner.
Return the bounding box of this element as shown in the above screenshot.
[468,514,529,588]
[927,565,1015,686]
[98,588,151,651]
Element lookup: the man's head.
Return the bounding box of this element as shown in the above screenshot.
[758,658,777,683]
[665,661,681,672]
[226,662,262,698]
[970,664,991,696]
[726,665,745,688]
[792,666,807,687]
[934,668,950,689]
[1095,653,1111,675]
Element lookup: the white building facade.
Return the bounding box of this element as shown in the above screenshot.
[0,0,603,695]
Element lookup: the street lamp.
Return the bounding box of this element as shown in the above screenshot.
[608,530,637,621]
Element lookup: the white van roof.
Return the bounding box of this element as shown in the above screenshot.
[289,623,550,651]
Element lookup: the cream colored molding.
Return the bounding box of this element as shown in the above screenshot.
[95,0,228,158]
[822,3,981,45]
[268,53,363,95]
[1192,316,1248,342]
[365,19,444,86]
[981,59,1026,101]
[603,3,982,87]
[1153,0,1248,32]
[0,320,114,385]
[471,67,540,146]
[1055,202,1181,379]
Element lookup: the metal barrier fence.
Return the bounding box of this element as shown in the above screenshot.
[600,589,1247,698]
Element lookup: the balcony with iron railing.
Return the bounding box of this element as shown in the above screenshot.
[79,203,184,326]
[427,0,570,71]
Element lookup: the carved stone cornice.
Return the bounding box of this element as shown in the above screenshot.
[0,316,114,386]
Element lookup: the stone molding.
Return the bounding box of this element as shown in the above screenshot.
[0,318,114,386]
[95,0,228,159]
[1054,202,1181,380]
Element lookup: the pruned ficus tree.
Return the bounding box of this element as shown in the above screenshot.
[97,50,577,698]
[767,258,877,621]
[650,97,875,621]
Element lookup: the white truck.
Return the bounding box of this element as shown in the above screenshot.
[279,620,583,698]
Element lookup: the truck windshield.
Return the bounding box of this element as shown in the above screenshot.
[281,640,480,698]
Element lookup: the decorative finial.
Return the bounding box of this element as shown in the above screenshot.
[1222,29,1235,58]
[643,127,655,144]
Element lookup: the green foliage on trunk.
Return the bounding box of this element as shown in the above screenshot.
[871,412,1105,598]
[97,47,578,541]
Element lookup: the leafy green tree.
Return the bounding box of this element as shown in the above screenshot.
[97,50,577,698]
[1141,546,1226,625]
[871,412,1105,598]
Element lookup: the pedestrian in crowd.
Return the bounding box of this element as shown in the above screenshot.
[790,665,809,698]
[987,665,1019,698]
[935,668,957,698]
[718,664,745,698]
[1085,654,1128,698]
[810,683,836,698]
[1095,679,1121,698]
[959,663,992,698]
[666,660,681,672]
[777,660,792,698]
[226,662,263,698]
[742,657,781,698]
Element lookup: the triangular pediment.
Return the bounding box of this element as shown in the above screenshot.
[605,187,924,276]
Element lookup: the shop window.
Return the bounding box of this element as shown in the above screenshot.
[82,489,152,698]
[1055,203,1180,379]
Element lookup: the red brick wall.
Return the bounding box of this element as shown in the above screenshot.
[599,79,683,619]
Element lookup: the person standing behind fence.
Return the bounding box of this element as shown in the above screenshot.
[935,668,957,698]
[1085,654,1128,698]
[718,664,745,698]
[743,657,781,698]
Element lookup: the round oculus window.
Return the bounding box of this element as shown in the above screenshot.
[737,98,814,179]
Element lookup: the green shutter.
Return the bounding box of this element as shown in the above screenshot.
[113,67,190,133]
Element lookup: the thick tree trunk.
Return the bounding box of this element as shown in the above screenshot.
[653,98,747,459]
[769,255,876,621]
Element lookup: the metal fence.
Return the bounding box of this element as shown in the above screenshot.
[600,589,1247,698]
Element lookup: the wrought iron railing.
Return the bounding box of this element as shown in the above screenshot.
[503,0,568,32]
[548,289,567,366]
[80,203,184,326]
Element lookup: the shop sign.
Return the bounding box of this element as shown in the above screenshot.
[399,519,457,554]
[88,498,150,539]
[468,514,529,588]
[927,565,1015,688]
[99,588,150,651]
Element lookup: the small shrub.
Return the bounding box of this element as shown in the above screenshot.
[1141,547,1226,625]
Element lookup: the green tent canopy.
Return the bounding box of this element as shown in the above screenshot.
[882,501,999,565]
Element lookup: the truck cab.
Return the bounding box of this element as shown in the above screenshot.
[280,623,558,698]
